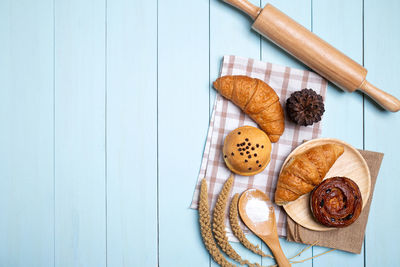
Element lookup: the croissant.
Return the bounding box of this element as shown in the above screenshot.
[275,144,344,205]
[213,75,285,142]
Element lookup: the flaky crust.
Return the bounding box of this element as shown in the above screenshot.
[213,75,284,142]
[275,144,344,205]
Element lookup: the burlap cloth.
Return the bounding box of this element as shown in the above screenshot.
[286,150,384,254]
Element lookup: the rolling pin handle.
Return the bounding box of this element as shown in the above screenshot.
[360,81,400,112]
[222,0,261,20]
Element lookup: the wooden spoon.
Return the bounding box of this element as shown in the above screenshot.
[239,189,291,267]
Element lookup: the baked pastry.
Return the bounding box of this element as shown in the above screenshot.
[310,177,362,227]
[223,126,271,176]
[286,88,325,126]
[213,75,285,142]
[275,144,344,205]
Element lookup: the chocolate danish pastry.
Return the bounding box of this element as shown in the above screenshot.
[310,177,362,228]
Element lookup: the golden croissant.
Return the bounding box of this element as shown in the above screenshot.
[213,75,285,142]
[275,144,344,205]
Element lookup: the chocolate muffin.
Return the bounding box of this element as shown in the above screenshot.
[286,88,325,126]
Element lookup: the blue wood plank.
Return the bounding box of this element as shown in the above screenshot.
[364,1,400,266]
[158,0,211,266]
[314,0,364,145]
[261,0,311,69]
[106,0,158,266]
[210,0,261,111]
[229,235,263,265]
[260,1,313,265]
[210,0,262,266]
[0,0,54,266]
[312,0,364,265]
[54,0,106,266]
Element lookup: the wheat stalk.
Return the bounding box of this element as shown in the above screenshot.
[198,179,237,267]
[199,177,334,267]
[290,248,336,264]
[213,175,248,265]
[212,175,268,267]
[229,193,273,258]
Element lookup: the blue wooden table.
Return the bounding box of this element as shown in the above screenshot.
[1,0,399,266]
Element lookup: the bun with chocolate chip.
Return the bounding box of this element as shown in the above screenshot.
[223,126,272,176]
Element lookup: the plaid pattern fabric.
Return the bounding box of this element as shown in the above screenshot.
[190,55,327,239]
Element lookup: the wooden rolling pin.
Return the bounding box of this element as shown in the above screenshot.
[224,0,400,112]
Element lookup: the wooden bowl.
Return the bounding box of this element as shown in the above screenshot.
[281,138,371,231]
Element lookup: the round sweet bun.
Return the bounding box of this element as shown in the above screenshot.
[223,126,272,176]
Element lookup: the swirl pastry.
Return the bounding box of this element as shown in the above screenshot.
[310,177,362,228]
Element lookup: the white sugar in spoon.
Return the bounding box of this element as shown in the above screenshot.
[239,189,291,267]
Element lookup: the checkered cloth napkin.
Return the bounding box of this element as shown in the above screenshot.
[190,55,327,239]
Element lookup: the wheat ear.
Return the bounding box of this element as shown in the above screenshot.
[229,193,273,258]
[199,179,237,267]
[213,176,246,264]
[212,175,262,267]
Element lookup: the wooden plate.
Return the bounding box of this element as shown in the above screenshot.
[281,138,371,231]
